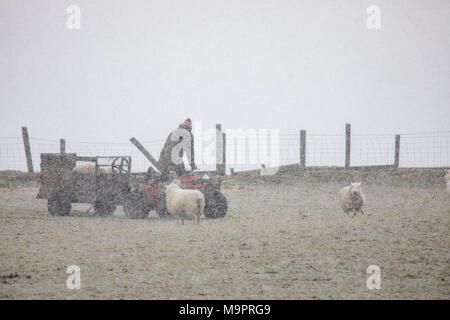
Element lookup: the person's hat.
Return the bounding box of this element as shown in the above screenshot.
[183,118,192,128]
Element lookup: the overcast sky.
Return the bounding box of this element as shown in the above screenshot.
[1,0,449,142]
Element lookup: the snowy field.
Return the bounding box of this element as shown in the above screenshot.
[0,169,449,299]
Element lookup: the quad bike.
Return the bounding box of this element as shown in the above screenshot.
[124,169,228,219]
[124,137,228,219]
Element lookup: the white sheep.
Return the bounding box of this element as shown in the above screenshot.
[445,169,450,195]
[165,182,205,224]
[339,182,365,216]
[72,164,111,174]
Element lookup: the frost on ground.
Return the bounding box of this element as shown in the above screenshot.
[0,170,449,299]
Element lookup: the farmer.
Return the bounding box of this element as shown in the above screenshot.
[158,118,197,180]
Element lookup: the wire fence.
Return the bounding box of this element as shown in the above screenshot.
[225,131,450,172]
[0,138,167,173]
[1,131,449,173]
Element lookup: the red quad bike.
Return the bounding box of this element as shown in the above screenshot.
[125,136,228,220]
[124,171,228,220]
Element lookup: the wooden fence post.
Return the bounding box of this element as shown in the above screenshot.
[60,139,66,154]
[300,130,306,169]
[21,127,34,173]
[222,132,226,175]
[345,123,351,169]
[394,135,400,168]
[216,124,224,175]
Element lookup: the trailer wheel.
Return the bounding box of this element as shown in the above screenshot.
[48,190,72,216]
[93,198,116,216]
[155,193,171,218]
[124,189,151,219]
[204,190,228,218]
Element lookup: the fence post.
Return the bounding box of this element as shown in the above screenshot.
[394,135,400,168]
[300,130,306,169]
[60,139,66,154]
[345,123,351,169]
[222,132,226,175]
[21,126,34,173]
[216,124,224,175]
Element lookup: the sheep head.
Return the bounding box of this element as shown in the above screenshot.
[350,182,362,196]
[165,182,180,193]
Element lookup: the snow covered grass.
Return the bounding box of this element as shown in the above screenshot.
[0,172,448,299]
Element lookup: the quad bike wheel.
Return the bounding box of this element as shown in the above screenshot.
[93,197,116,216]
[204,190,228,219]
[124,189,152,219]
[48,190,72,216]
[155,193,171,218]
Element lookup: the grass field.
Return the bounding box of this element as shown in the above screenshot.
[0,170,449,299]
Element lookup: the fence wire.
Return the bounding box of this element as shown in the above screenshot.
[306,135,346,167]
[400,133,450,168]
[351,135,396,167]
[0,131,449,173]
